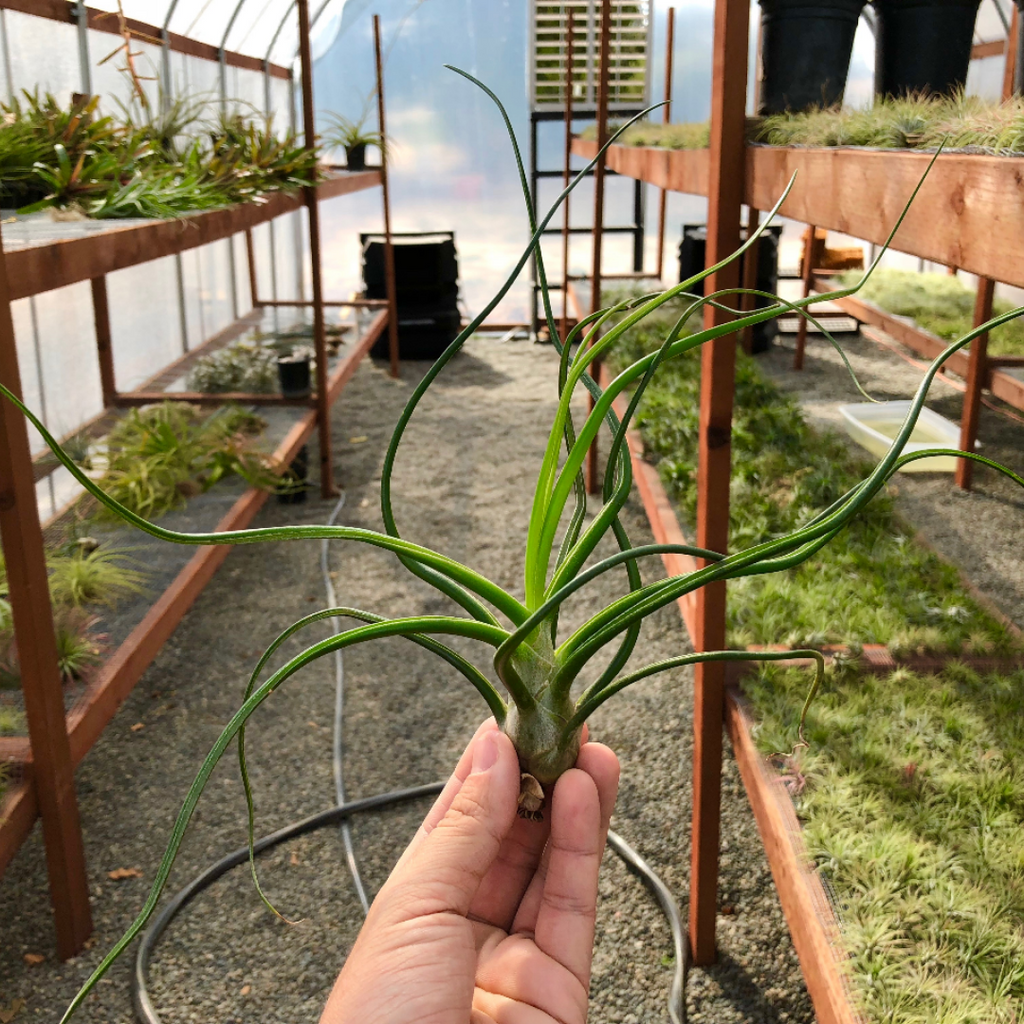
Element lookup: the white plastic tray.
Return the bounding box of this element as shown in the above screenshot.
[838,400,968,473]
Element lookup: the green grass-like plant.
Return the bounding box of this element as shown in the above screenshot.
[748,662,1024,1022]
[0,92,320,219]
[600,94,1024,156]
[605,292,1017,652]
[92,403,280,519]
[187,340,280,395]
[6,74,1020,1022]
[834,267,1024,358]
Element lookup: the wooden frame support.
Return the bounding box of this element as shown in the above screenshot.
[91,275,117,408]
[956,277,995,490]
[689,0,749,967]
[586,0,613,496]
[793,224,818,370]
[373,14,400,380]
[655,7,675,283]
[0,223,92,959]
[297,0,336,499]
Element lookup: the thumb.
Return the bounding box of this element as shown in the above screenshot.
[385,729,521,919]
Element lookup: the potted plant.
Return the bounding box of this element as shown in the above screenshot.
[757,0,865,114]
[276,346,313,397]
[323,114,385,170]
[872,0,982,98]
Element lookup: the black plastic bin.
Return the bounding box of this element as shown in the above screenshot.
[758,0,865,113]
[678,224,782,354]
[361,231,461,361]
[872,0,981,98]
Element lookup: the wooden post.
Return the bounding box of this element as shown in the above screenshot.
[0,223,92,958]
[655,7,675,283]
[793,224,817,370]
[91,276,117,408]
[373,15,400,380]
[690,0,749,967]
[587,0,613,496]
[740,205,759,354]
[1006,5,1019,99]
[244,228,261,307]
[297,0,337,498]
[956,277,995,490]
[561,7,575,342]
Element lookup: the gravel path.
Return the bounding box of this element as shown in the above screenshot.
[761,319,1024,631]
[0,338,812,1023]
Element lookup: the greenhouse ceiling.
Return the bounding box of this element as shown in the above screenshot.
[84,0,370,66]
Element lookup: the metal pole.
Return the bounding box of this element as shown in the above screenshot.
[561,7,575,341]
[655,7,675,282]
[529,114,540,337]
[586,0,613,496]
[73,1,92,96]
[690,0,750,967]
[0,221,92,959]
[374,15,400,379]
[0,10,12,101]
[297,0,336,498]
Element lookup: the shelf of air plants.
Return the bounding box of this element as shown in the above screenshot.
[0,301,388,875]
[1,170,381,300]
[572,138,1024,287]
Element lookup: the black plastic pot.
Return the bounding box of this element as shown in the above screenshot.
[345,143,367,170]
[678,223,782,353]
[872,0,981,98]
[758,0,865,114]
[277,355,311,398]
[277,445,308,505]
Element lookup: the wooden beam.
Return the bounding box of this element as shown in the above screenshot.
[90,276,117,408]
[793,225,817,370]
[5,172,382,302]
[297,0,335,499]
[655,7,675,282]
[956,277,995,490]
[972,39,1005,59]
[0,221,91,958]
[690,0,749,968]
[1004,8,1019,99]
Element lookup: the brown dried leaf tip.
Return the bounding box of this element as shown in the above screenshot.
[517,773,545,822]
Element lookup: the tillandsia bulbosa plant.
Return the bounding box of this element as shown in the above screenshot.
[0,73,1017,1021]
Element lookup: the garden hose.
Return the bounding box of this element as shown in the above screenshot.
[130,490,689,1024]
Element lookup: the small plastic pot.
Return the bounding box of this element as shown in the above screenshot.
[277,355,311,398]
[758,0,865,114]
[872,0,981,98]
[345,143,367,171]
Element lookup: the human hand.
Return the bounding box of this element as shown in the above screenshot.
[320,719,620,1024]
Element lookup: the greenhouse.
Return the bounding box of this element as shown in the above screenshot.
[2,0,1024,1021]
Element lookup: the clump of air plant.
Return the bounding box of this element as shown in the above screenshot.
[7,72,1022,1023]
[188,340,279,395]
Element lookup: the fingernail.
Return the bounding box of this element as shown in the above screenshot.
[471,731,499,774]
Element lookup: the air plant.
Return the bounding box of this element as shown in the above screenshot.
[4,73,1018,1021]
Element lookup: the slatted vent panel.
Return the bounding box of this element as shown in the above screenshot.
[529,1,650,113]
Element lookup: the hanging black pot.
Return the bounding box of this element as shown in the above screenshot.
[872,0,981,98]
[345,143,367,171]
[277,353,312,398]
[758,0,865,114]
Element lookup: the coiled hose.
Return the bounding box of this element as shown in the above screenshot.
[130,493,688,1023]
